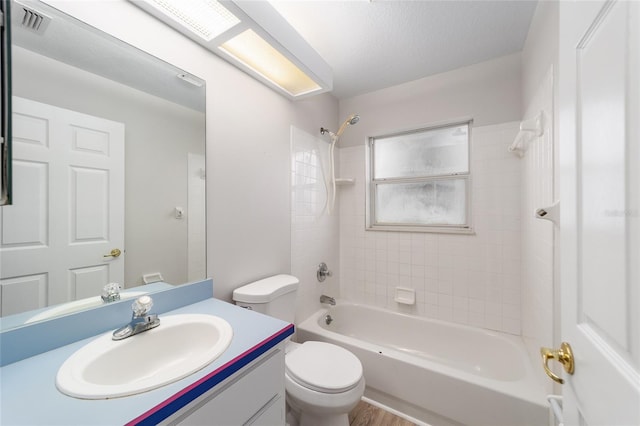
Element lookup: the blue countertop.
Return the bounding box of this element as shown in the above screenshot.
[0,297,293,425]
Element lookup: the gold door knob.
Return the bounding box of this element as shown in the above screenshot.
[104,248,122,258]
[540,342,575,384]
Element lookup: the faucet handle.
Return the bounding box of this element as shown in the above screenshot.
[101,282,121,303]
[132,295,153,317]
[317,262,333,282]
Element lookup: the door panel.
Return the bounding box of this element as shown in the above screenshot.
[0,274,47,316]
[69,265,109,300]
[1,160,48,246]
[578,0,629,352]
[70,166,109,241]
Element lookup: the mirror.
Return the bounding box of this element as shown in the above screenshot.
[0,0,206,328]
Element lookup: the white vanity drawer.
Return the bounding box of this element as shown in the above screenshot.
[163,347,285,426]
[247,395,284,426]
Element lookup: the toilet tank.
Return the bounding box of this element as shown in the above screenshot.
[232,274,299,323]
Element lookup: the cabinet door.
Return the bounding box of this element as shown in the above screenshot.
[163,347,285,426]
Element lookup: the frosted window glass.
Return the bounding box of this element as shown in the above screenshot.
[373,124,468,179]
[375,179,467,225]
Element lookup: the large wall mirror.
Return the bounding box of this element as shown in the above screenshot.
[0,0,206,327]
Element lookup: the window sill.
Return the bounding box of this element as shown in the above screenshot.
[366,224,475,235]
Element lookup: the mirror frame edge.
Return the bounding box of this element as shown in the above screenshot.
[0,0,12,206]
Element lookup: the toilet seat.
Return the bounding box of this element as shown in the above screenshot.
[285,341,363,394]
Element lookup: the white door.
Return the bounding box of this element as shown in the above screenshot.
[559,1,639,425]
[0,97,124,315]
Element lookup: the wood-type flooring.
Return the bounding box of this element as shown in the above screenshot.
[348,401,416,426]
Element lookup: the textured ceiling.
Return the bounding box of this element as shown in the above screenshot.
[272,0,538,99]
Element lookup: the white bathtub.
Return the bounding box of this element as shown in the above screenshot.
[297,302,548,426]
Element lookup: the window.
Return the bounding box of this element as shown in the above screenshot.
[366,121,472,233]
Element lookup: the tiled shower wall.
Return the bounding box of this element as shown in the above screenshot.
[290,126,340,325]
[339,122,523,335]
[520,69,555,388]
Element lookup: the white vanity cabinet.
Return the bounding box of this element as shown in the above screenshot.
[161,345,286,426]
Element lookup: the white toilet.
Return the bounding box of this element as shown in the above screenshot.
[233,274,365,426]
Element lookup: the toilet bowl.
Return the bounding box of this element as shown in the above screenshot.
[232,275,365,426]
[285,341,365,426]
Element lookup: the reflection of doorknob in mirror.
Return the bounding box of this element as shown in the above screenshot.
[540,342,575,384]
[104,249,122,258]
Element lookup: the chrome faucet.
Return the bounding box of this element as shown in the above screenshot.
[320,294,336,306]
[317,262,333,282]
[112,295,160,340]
[101,282,121,303]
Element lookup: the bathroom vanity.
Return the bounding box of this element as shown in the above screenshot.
[160,344,285,425]
[0,279,293,425]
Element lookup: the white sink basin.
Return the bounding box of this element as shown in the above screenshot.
[56,314,233,399]
[25,291,148,324]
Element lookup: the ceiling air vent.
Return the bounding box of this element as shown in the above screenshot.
[20,6,51,35]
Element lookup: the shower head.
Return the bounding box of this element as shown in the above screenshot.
[335,113,360,137]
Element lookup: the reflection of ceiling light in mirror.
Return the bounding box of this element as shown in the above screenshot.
[144,0,240,41]
[220,30,321,97]
[130,0,332,100]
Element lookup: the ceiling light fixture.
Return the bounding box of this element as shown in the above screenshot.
[140,0,240,42]
[130,0,332,100]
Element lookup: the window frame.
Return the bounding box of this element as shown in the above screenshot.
[365,120,474,234]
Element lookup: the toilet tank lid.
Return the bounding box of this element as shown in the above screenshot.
[232,274,299,303]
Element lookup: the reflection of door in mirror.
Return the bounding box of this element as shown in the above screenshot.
[0,1,206,323]
[0,97,124,316]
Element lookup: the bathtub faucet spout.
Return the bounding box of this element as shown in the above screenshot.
[320,295,336,306]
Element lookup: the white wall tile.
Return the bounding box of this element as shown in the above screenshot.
[291,126,340,324]
[338,122,523,334]
[519,68,555,389]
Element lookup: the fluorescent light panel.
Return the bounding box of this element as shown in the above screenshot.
[145,0,240,41]
[220,30,321,97]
